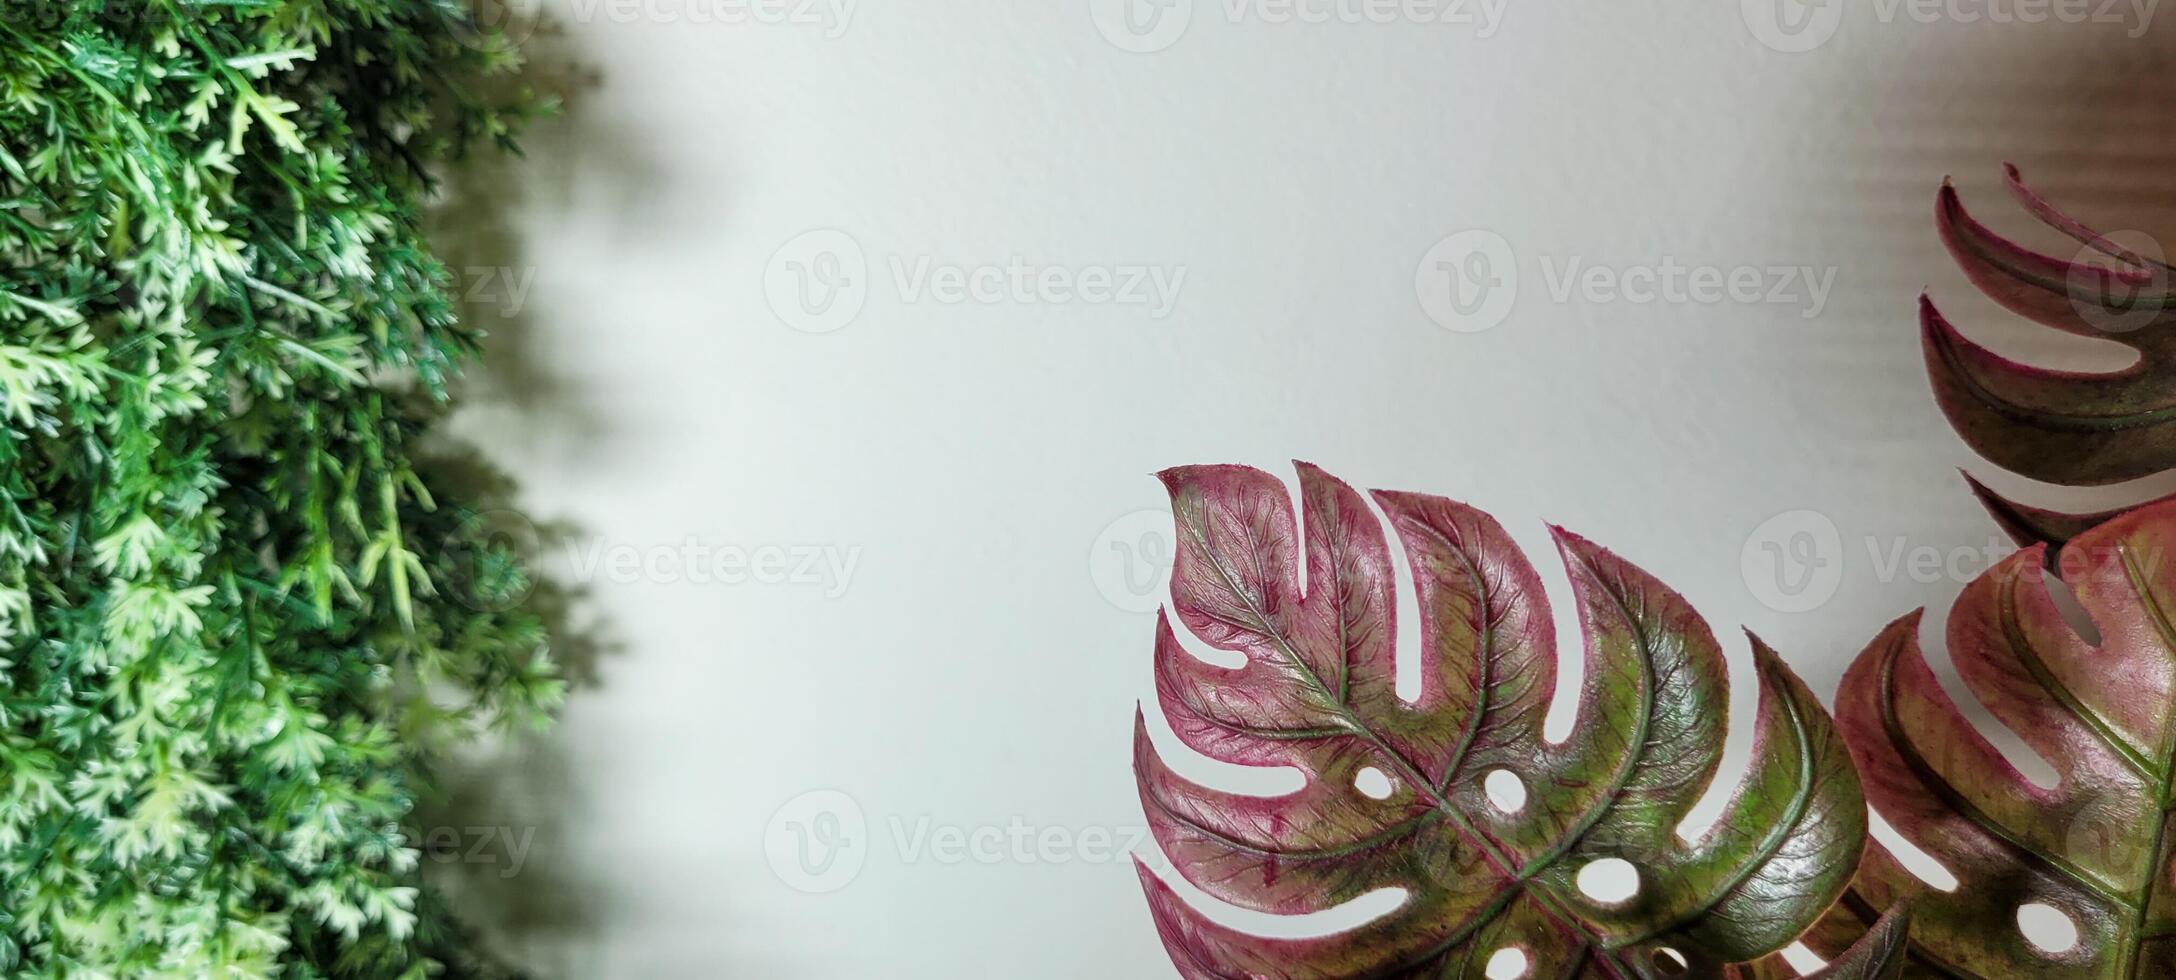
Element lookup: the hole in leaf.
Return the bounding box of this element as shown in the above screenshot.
[1911,613,2058,791]
[1484,769,1527,813]
[1484,947,1529,980]
[1870,810,1958,891]
[2018,903,2079,953]
[1576,858,1639,904]
[1779,942,1826,974]
[1354,767,1393,800]
[1650,947,1689,975]
[2042,563,2104,646]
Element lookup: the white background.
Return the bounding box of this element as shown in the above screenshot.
[436,1,2176,976]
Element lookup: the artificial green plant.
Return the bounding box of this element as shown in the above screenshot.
[0,2,562,976]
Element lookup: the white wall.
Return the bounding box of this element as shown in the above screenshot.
[441,2,2176,975]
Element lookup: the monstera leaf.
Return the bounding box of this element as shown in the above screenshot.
[1729,906,1912,980]
[1926,166,2176,549]
[1806,907,1912,980]
[1131,464,1867,977]
[1783,499,2176,973]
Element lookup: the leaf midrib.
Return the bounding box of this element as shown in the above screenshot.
[1871,628,2133,912]
[1928,293,2176,434]
[1510,553,1659,883]
[1995,575,2157,783]
[1964,248,2176,317]
[1180,509,1516,865]
[1386,512,1504,796]
[2116,542,2176,980]
[1145,789,1447,862]
[1174,504,1648,974]
[1607,651,1822,951]
[1866,544,2176,976]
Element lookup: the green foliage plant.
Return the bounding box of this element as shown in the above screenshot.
[0,2,562,976]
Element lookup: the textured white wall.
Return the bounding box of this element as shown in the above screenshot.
[439,2,2176,975]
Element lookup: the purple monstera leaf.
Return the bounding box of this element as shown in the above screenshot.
[1731,907,1912,980]
[1926,166,2176,549]
[1769,499,2176,973]
[1131,464,1867,977]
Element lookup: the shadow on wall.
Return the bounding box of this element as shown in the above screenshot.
[401,12,670,979]
[1734,13,2176,971]
[1724,15,2176,684]
[1794,14,2176,516]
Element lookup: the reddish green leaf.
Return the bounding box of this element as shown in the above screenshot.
[1927,167,2176,543]
[1962,473,2164,560]
[1133,464,1866,977]
[1803,500,2176,974]
[1731,907,1912,980]
[1802,907,1912,980]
